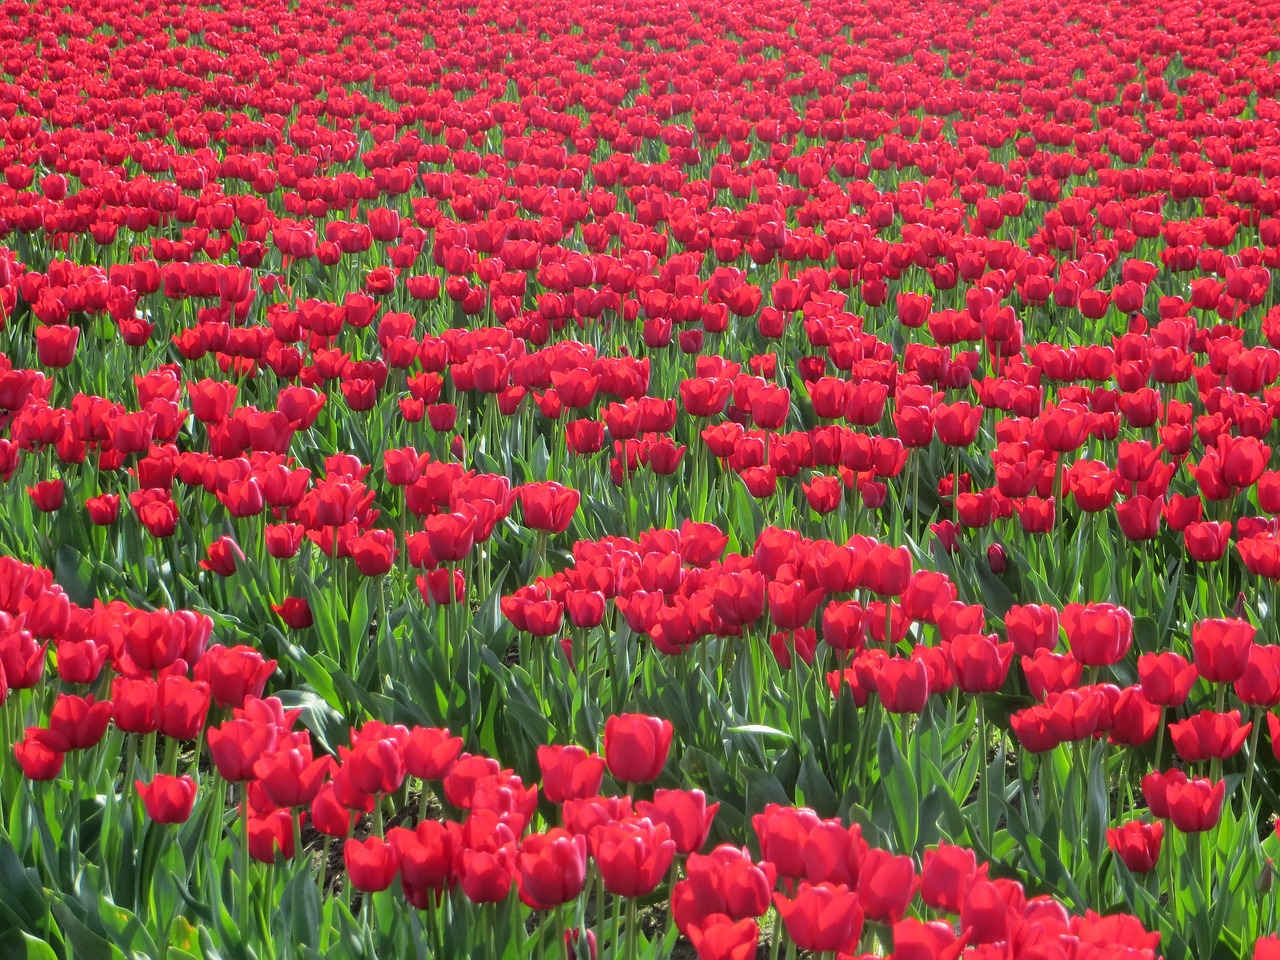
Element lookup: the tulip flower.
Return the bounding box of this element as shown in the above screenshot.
[514,829,588,910]
[345,836,399,892]
[1107,820,1163,873]
[603,714,673,784]
[773,882,864,955]
[136,775,198,824]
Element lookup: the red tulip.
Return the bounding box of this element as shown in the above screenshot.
[773,882,864,955]
[136,775,198,824]
[594,817,676,896]
[537,745,605,805]
[1192,617,1255,684]
[636,789,719,855]
[14,727,64,781]
[687,915,758,960]
[345,836,399,892]
[519,482,580,534]
[515,829,588,910]
[603,714,672,784]
[1107,820,1163,873]
[1165,777,1226,832]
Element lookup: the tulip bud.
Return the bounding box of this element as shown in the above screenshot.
[986,543,1008,574]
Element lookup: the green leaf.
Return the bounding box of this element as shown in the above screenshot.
[876,724,918,852]
[50,900,126,960]
[742,767,791,814]
[797,752,838,818]
[0,838,48,931]
[727,724,792,741]
[0,931,57,960]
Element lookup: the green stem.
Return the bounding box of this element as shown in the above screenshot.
[239,782,252,935]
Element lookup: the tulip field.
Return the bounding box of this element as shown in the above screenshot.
[8,0,1280,956]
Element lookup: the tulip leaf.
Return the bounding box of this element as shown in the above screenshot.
[742,767,790,814]
[54,544,96,607]
[0,839,48,932]
[875,723,918,853]
[0,931,57,960]
[50,899,126,960]
[275,866,321,953]
[797,751,839,818]
[727,724,791,740]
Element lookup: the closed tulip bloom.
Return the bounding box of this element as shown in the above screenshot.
[1184,520,1231,562]
[248,809,296,863]
[186,378,237,423]
[1108,688,1161,747]
[864,544,912,596]
[14,727,65,781]
[136,775,197,824]
[1107,820,1163,873]
[85,493,120,525]
[800,820,867,886]
[773,882,864,955]
[595,817,676,897]
[919,843,979,913]
[1116,495,1162,540]
[35,325,80,367]
[311,784,357,839]
[753,804,821,878]
[603,714,673,784]
[442,754,502,808]
[389,820,460,896]
[564,590,606,629]
[934,402,982,447]
[208,719,278,783]
[636,788,719,855]
[515,829,588,909]
[900,571,957,624]
[264,523,304,558]
[947,633,1013,693]
[1169,710,1251,762]
[519,482,580,534]
[1165,777,1226,832]
[345,836,399,892]
[857,847,919,923]
[1021,649,1083,700]
[704,847,778,922]
[404,726,463,781]
[56,639,108,685]
[28,479,64,513]
[1236,645,1280,707]
[347,528,397,576]
[766,579,824,629]
[891,918,967,960]
[537,745,605,805]
[253,747,331,808]
[424,511,475,562]
[1138,652,1197,707]
[459,844,515,904]
[199,536,242,577]
[1004,604,1060,657]
[874,656,930,713]
[1062,602,1132,666]
[802,474,842,514]
[960,879,1014,945]
[110,676,158,735]
[1140,768,1187,819]
[156,675,212,740]
[687,914,758,960]
[1192,617,1255,684]
[271,596,314,630]
[47,693,113,750]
